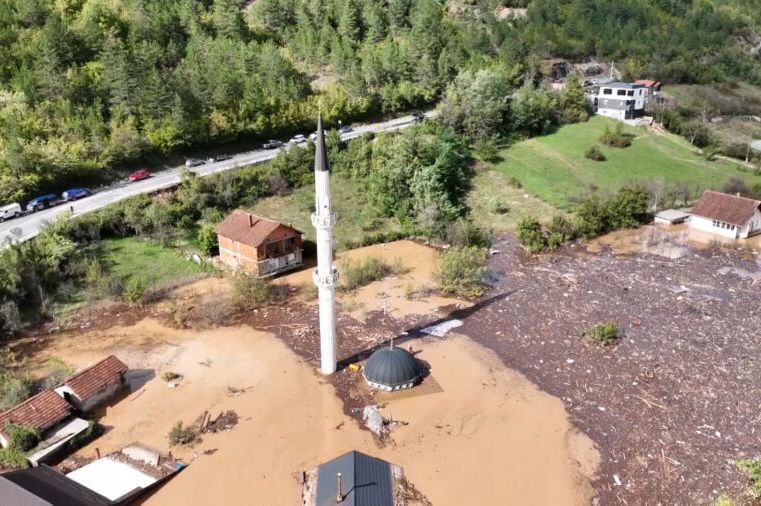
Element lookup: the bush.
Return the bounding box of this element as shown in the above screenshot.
[168,421,197,446]
[738,457,761,498]
[340,257,405,291]
[434,246,488,298]
[474,139,501,163]
[585,321,620,345]
[42,357,74,389]
[584,145,606,161]
[547,216,575,249]
[488,196,508,214]
[574,195,610,239]
[606,184,650,229]
[506,176,522,188]
[445,219,493,248]
[714,494,736,506]
[599,124,633,148]
[162,371,182,382]
[65,421,102,453]
[5,423,40,452]
[0,447,29,469]
[197,225,218,256]
[516,217,548,253]
[230,273,272,311]
[122,276,145,306]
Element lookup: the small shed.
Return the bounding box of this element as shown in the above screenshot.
[654,209,690,225]
[55,355,128,413]
[362,345,424,392]
[302,451,409,506]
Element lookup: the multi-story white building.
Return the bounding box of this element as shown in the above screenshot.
[594,82,647,120]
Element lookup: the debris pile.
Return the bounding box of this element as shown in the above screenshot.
[202,410,239,434]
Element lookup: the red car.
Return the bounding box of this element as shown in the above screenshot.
[128,169,150,182]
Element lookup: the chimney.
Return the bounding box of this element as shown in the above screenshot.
[336,472,343,503]
[249,214,255,227]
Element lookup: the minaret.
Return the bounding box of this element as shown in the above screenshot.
[311,115,338,375]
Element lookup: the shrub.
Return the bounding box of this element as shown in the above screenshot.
[606,184,650,229]
[123,276,145,306]
[168,421,197,446]
[488,196,508,214]
[445,219,493,248]
[574,195,610,239]
[738,457,761,497]
[516,217,548,253]
[230,273,272,311]
[197,225,218,256]
[585,321,620,345]
[547,216,575,249]
[340,257,405,291]
[599,124,633,148]
[65,421,102,453]
[714,494,736,506]
[0,447,29,469]
[42,357,74,389]
[506,176,522,188]
[162,371,182,382]
[5,423,40,452]
[474,139,501,163]
[584,145,606,161]
[0,376,34,410]
[435,246,488,298]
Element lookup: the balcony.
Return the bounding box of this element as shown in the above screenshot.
[311,212,336,228]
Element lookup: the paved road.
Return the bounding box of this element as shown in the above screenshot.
[0,112,431,246]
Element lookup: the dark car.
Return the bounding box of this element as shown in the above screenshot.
[128,169,151,182]
[62,188,91,201]
[26,194,57,212]
[411,111,425,122]
[185,158,206,168]
[209,154,232,162]
[339,125,353,134]
[262,140,283,149]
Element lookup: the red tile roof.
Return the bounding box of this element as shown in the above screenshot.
[0,390,71,434]
[634,79,660,88]
[691,190,761,226]
[64,355,128,402]
[215,210,302,247]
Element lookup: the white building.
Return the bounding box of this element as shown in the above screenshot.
[689,190,761,239]
[595,82,647,120]
[55,355,129,412]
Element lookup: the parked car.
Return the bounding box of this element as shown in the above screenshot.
[26,194,57,212]
[128,169,151,182]
[411,111,425,122]
[0,203,22,222]
[209,154,232,162]
[185,158,206,168]
[339,125,353,134]
[62,188,90,201]
[262,140,283,149]
[289,134,306,144]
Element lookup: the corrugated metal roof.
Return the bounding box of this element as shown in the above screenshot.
[315,451,393,506]
[362,346,423,389]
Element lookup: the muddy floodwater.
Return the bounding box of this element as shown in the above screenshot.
[21,318,597,505]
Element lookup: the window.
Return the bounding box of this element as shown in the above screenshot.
[284,236,295,251]
[617,89,627,96]
[603,88,612,95]
[627,90,634,96]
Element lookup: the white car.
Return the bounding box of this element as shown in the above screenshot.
[289,134,306,144]
[0,203,22,222]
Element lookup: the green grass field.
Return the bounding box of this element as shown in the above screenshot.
[251,173,405,250]
[494,116,761,209]
[100,237,210,287]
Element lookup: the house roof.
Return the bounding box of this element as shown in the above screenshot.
[0,390,71,435]
[316,451,394,506]
[691,190,761,226]
[634,79,660,87]
[215,210,302,247]
[601,82,644,89]
[64,355,128,402]
[1,465,111,506]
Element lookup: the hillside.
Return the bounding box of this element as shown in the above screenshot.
[494,116,761,210]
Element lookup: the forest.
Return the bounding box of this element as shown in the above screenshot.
[1,0,761,203]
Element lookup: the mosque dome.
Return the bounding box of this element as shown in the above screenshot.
[362,345,423,391]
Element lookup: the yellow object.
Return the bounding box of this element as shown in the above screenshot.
[348,363,361,372]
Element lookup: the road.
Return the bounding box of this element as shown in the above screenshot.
[0,112,430,246]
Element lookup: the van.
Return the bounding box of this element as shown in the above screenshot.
[0,203,22,221]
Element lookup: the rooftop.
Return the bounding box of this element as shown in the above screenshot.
[690,190,761,226]
[215,210,302,247]
[315,451,394,506]
[63,355,128,402]
[363,345,424,390]
[1,465,111,506]
[0,390,71,436]
[600,82,644,89]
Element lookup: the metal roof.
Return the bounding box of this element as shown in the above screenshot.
[315,451,393,506]
[314,114,329,172]
[362,346,423,389]
[1,465,111,506]
[601,82,644,89]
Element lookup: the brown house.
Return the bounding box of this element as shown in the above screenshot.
[0,390,72,449]
[216,210,304,277]
[54,355,129,413]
